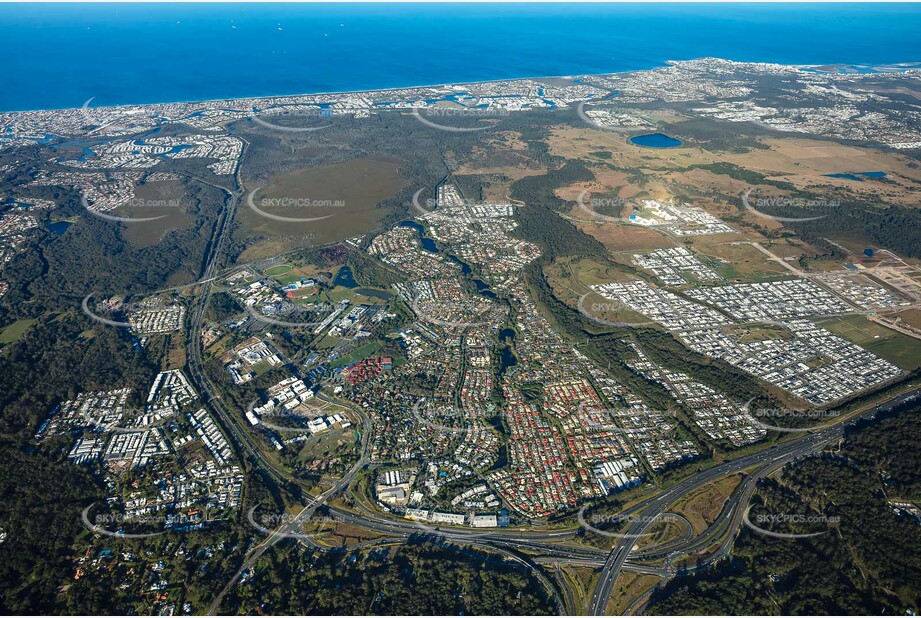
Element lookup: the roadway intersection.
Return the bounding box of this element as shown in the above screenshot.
[178,165,921,615]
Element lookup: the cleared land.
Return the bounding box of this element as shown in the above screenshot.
[818,314,921,370]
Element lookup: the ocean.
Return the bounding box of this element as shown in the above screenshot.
[2,2,920,112]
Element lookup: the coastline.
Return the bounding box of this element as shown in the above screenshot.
[4,63,670,116]
[3,58,920,116]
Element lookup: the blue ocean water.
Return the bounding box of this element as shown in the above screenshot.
[1,3,920,112]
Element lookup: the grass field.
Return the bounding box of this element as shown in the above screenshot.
[330,341,383,368]
[688,239,791,282]
[263,264,292,277]
[0,319,37,344]
[544,257,656,328]
[672,473,744,535]
[891,308,921,330]
[818,315,921,370]
[573,219,675,254]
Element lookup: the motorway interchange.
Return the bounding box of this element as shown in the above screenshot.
[173,162,920,615]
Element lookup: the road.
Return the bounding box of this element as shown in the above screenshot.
[587,388,920,615]
[203,391,374,613]
[173,150,920,614]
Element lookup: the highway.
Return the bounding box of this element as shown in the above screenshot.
[587,388,920,615]
[170,145,356,613]
[172,145,920,615]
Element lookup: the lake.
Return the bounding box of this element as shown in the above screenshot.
[629,133,683,148]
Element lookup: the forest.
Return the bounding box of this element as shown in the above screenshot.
[221,540,555,615]
[645,402,921,615]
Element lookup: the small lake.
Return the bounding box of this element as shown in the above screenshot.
[47,220,73,236]
[332,266,357,288]
[629,133,683,148]
[398,221,438,252]
[498,344,518,372]
[399,220,498,299]
[824,171,887,181]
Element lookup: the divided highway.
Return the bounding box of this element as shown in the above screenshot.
[588,388,920,615]
[176,154,921,615]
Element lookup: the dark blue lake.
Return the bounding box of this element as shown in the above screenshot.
[629,133,683,148]
[332,265,357,288]
[47,220,73,235]
[824,171,888,181]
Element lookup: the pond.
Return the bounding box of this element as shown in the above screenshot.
[824,171,887,181]
[398,221,438,252]
[399,220,497,299]
[629,133,683,148]
[47,220,73,236]
[332,266,357,288]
